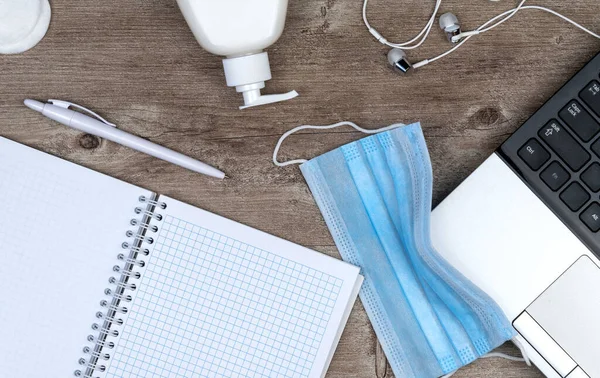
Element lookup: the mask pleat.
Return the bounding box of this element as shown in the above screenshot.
[392,126,514,354]
[298,123,516,378]
[343,141,460,372]
[373,133,470,372]
[301,152,428,377]
[422,280,479,367]
[384,130,486,354]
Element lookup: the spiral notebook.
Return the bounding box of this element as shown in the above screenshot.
[0,137,363,378]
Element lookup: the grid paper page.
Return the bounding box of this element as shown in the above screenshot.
[0,137,153,377]
[107,216,344,378]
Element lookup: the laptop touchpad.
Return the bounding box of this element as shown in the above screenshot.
[527,256,600,377]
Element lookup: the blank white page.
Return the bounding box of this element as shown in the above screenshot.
[105,196,362,378]
[0,137,153,377]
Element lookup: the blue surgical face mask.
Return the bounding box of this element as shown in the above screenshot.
[274,122,516,378]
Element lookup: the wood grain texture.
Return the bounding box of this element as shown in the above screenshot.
[1,0,598,376]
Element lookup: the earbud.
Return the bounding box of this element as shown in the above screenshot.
[364,0,600,73]
[387,48,412,74]
[439,12,462,43]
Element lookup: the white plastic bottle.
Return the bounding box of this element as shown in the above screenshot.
[177,0,298,110]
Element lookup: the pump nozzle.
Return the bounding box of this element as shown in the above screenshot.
[239,89,299,110]
[223,52,298,110]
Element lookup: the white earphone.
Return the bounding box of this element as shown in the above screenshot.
[363,0,600,73]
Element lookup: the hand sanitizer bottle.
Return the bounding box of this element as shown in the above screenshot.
[177,0,298,110]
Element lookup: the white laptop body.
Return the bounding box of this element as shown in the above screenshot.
[431,153,600,378]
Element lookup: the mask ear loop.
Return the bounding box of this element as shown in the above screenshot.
[440,337,532,378]
[273,121,405,167]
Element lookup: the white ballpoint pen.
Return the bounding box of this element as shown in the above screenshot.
[24,99,226,179]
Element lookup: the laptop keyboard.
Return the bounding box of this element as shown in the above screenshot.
[500,52,600,258]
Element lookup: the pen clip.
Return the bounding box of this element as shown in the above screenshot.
[48,99,117,128]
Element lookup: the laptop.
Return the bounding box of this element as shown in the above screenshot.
[431,52,600,378]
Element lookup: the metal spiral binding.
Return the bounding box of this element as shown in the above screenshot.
[74,194,167,378]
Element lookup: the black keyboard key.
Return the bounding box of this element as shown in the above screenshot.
[580,81,600,117]
[518,139,550,170]
[538,120,590,171]
[592,138,600,158]
[560,182,590,211]
[581,163,600,192]
[540,161,570,191]
[559,100,600,142]
[580,202,600,232]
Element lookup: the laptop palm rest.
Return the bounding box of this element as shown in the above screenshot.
[516,256,600,377]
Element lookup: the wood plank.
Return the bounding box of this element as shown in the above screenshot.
[1,0,598,376]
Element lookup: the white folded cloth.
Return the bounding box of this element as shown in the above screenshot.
[0,0,51,54]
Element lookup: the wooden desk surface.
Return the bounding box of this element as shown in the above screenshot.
[2,0,598,377]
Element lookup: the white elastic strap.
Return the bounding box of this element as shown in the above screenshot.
[273,121,405,167]
[512,336,533,367]
[440,338,532,378]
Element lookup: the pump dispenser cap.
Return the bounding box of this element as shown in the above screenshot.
[222,52,298,110]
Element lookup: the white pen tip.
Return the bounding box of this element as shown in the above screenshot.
[24,99,45,113]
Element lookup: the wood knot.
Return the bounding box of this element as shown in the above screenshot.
[474,107,501,126]
[320,0,335,19]
[79,134,101,150]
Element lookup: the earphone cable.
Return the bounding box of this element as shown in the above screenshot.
[477,0,527,34]
[365,0,599,68]
[363,0,443,50]
[420,4,600,66]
